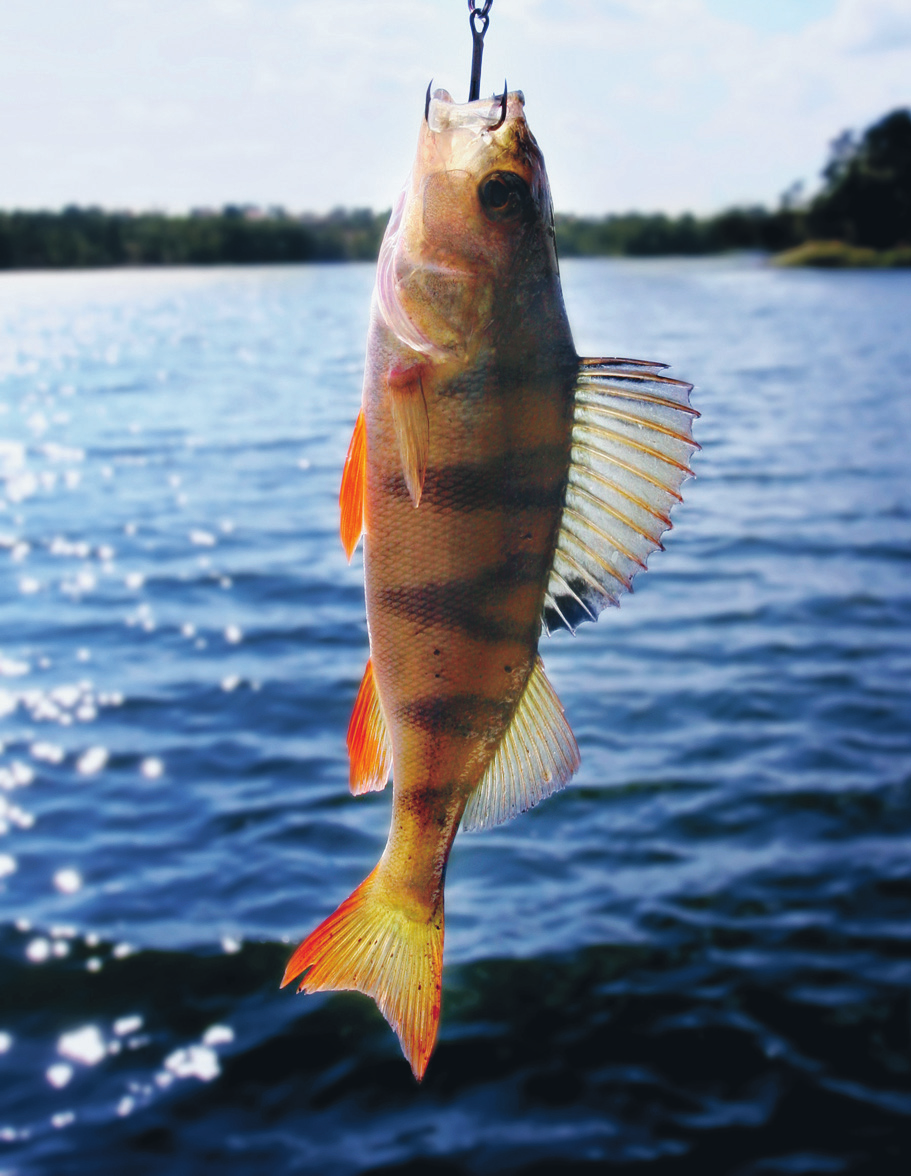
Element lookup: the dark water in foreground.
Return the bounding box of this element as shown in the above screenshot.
[0,258,909,1174]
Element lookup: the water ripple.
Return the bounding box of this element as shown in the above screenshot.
[0,260,909,1173]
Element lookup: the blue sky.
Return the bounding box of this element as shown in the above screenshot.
[1,0,909,215]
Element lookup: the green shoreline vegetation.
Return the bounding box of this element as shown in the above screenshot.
[0,206,389,270]
[2,108,908,271]
[773,240,911,268]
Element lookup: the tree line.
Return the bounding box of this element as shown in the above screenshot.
[0,206,388,269]
[557,107,910,258]
[1,108,908,269]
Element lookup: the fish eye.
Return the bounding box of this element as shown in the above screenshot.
[479,172,531,222]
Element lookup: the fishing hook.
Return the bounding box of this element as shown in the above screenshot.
[425,79,433,123]
[467,0,493,102]
[488,80,508,131]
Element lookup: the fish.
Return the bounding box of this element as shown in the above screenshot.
[282,86,698,1080]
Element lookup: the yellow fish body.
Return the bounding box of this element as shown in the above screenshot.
[283,88,698,1079]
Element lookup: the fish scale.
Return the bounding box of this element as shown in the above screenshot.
[283,87,697,1080]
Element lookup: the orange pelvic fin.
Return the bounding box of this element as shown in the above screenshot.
[339,409,366,561]
[281,866,444,1081]
[388,365,429,507]
[347,657,392,795]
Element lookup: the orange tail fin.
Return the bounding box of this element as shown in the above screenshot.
[282,866,444,1081]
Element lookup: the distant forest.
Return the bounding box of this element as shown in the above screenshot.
[1,108,908,270]
[0,207,387,269]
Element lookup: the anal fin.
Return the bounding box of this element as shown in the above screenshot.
[340,409,366,561]
[347,657,392,795]
[462,657,580,832]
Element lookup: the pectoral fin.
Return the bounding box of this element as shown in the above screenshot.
[339,409,366,561]
[389,367,429,507]
[462,657,580,832]
[544,358,699,633]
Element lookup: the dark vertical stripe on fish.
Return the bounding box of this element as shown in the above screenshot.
[398,694,512,737]
[382,455,568,514]
[377,553,552,641]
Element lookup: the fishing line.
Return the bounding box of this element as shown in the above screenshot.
[467,0,493,101]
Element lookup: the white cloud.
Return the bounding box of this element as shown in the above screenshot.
[833,0,911,53]
[0,0,908,214]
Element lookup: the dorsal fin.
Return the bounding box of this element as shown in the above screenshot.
[544,359,698,634]
[339,409,366,561]
[462,657,580,832]
[347,658,392,795]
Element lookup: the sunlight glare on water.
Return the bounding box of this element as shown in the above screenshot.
[0,259,909,1174]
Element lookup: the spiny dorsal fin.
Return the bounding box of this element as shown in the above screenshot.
[462,657,580,832]
[339,409,366,561]
[389,367,429,507]
[544,358,698,634]
[347,657,392,795]
[281,865,443,1082]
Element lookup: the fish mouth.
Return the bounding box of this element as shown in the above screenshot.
[426,87,525,135]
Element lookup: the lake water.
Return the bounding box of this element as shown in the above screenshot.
[0,257,909,1174]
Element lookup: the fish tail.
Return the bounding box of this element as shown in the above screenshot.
[281,866,444,1081]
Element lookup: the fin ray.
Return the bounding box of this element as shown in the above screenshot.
[340,410,366,561]
[568,485,664,553]
[579,355,669,372]
[577,381,700,417]
[554,547,618,608]
[545,358,696,634]
[574,421,695,475]
[571,463,673,527]
[462,658,580,832]
[347,658,393,795]
[574,395,702,448]
[572,440,683,502]
[282,867,443,1081]
[550,568,598,621]
[390,376,430,506]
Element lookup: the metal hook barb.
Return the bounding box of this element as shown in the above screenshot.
[424,79,433,123]
[467,1,493,102]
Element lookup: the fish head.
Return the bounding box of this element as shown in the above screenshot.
[376,88,560,363]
